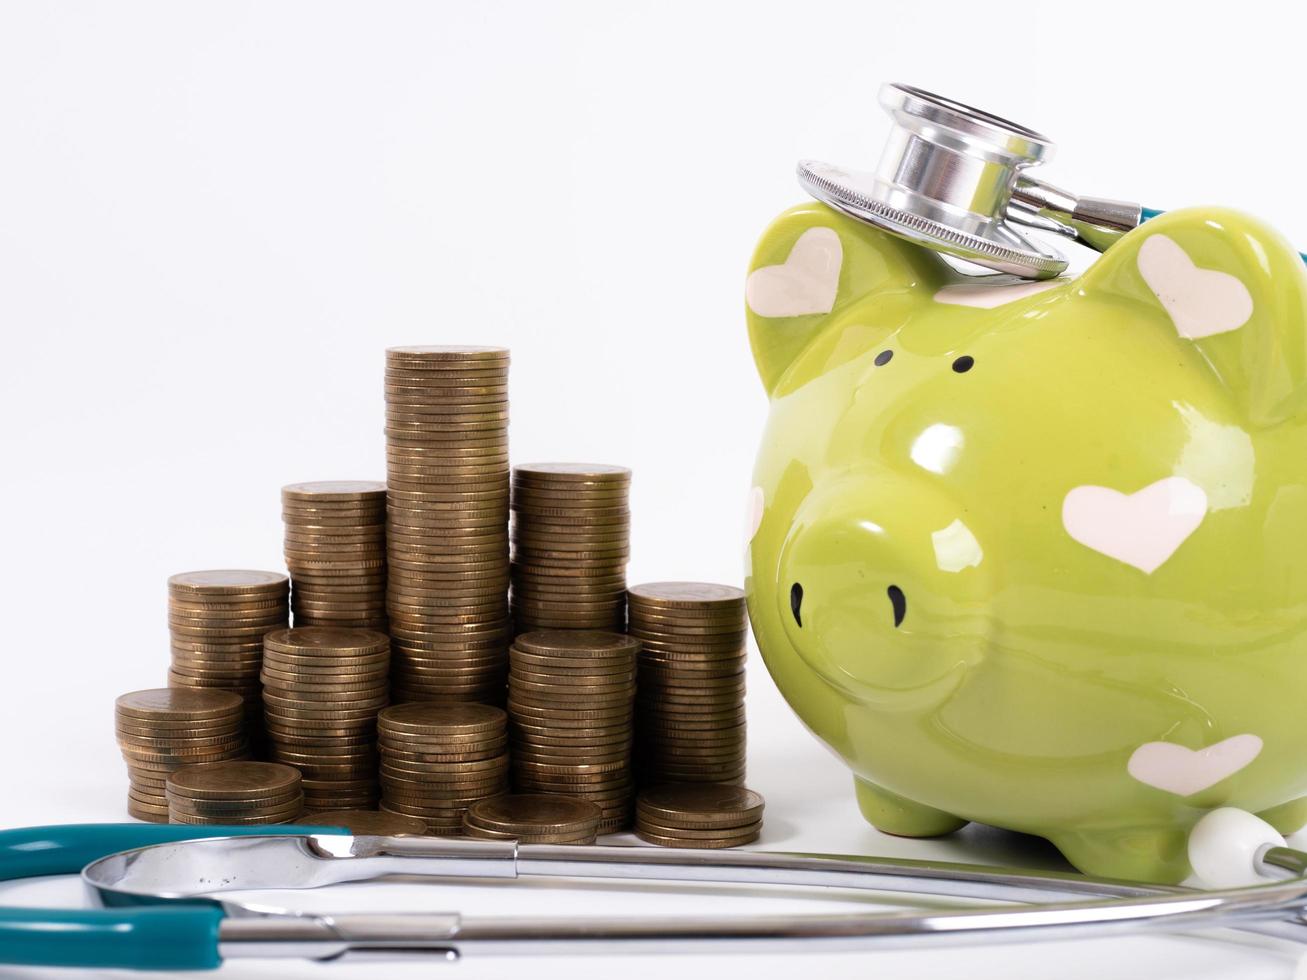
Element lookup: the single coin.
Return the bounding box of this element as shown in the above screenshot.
[463,793,601,834]
[169,570,289,596]
[627,582,746,609]
[513,462,630,480]
[115,688,244,722]
[511,630,638,658]
[386,344,509,359]
[635,818,762,840]
[264,627,390,655]
[166,761,302,801]
[379,702,506,736]
[632,826,758,849]
[282,481,387,502]
[634,783,764,825]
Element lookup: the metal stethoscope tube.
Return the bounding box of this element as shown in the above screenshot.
[76,832,1307,962]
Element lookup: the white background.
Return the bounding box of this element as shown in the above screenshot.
[2,2,1307,977]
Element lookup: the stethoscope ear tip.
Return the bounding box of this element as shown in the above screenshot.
[1188,808,1286,889]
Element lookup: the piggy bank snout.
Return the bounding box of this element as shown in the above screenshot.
[776,477,992,695]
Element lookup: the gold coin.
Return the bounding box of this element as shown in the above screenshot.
[627,582,747,609]
[263,627,389,655]
[165,761,301,800]
[386,344,509,359]
[168,570,289,596]
[115,688,245,722]
[513,462,630,480]
[511,630,637,658]
[463,793,600,834]
[282,480,386,501]
[378,702,505,735]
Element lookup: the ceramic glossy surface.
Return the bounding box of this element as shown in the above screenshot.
[744,203,1307,883]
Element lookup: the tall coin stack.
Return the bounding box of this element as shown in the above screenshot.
[282,481,387,630]
[627,583,748,785]
[167,570,289,746]
[115,689,249,823]
[261,627,390,811]
[377,703,510,834]
[507,630,639,833]
[384,346,512,704]
[510,464,631,633]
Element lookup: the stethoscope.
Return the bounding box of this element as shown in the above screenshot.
[0,815,1305,968]
[799,82,1304,279]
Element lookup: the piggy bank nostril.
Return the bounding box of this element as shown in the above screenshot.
[887,585,907,627]
[790,582,804,627]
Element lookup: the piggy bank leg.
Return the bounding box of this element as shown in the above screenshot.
[1047,824,1191,883]
[854,776,968,837]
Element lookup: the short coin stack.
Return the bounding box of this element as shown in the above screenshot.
[261,627,390,811]
[377,703,510,834]
[463,794,601,843]
[510,464,631,632]
[384,346,512,705]
[282,481,387,630]
[115,689,249,823]
[635,783,765,849]
[507,630,638,833]
[165,761,304,826]
[628,583,748,785]
[167,570,289,745]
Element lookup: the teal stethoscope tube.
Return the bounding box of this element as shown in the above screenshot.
[0,823,347,970]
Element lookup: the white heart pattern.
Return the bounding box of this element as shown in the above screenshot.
[745,227,842,318]
[1128,734,1263,796]
[1136,234,1253,339]
[1062,476,1208,574]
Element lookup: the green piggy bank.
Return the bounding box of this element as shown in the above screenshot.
[743,202,1307,883]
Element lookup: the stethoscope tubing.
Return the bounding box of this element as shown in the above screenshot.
[54,826,1307,965]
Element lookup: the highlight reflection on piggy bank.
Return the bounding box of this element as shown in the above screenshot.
[743,202,1307,883]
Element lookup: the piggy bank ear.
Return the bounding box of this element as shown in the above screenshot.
[1078,207,1307,428]
[745,203,947,395]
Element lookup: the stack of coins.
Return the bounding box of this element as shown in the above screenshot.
[115,689,249,823]
[510,464,631,632]
[463,794,601,843]
[282,481,387,630]
[634,783,765,848]
[507,630,638,833]
[628,583,748,785]
[261,627,390,811]
[384,346,512,705]
[165,761,304,826]
[305,809,427,835]
[167,570,289,744]
[377,703,510,834]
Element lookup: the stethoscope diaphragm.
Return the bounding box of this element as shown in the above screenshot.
[799,83,1142,279]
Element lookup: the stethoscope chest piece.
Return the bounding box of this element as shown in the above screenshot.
[799,83,1141,279]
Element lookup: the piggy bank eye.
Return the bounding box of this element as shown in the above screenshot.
[874,349,893,366]
[952,355,974,373]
